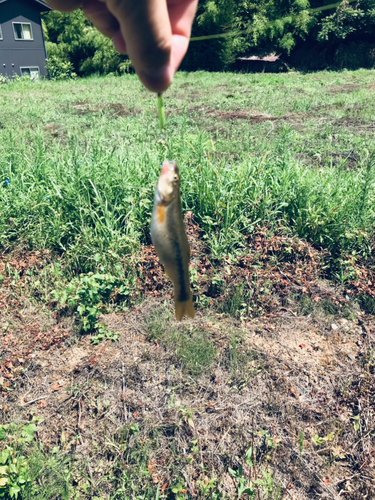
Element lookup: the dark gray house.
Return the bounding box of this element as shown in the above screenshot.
[0,0,51,78]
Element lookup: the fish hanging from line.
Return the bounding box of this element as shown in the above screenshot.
[150,160,195,321]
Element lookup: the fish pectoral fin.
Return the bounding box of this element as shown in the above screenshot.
[163,264,173,281]
[175,298,195,321]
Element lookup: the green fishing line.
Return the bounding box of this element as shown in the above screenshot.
[189,0,356,42]
[157,93,165,132]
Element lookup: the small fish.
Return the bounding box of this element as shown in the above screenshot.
[151,160,195,321]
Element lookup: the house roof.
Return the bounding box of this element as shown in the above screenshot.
[0,0,52,11]
[238,54,280,63]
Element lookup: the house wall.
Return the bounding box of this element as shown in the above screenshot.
[0,0,48,77]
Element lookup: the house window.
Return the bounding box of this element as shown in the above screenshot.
[20,67,39,79]
[13,22,33,40]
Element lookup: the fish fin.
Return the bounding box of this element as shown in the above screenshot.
[185,297,195,319]
[175,297,195,321]
[163,264,173,281]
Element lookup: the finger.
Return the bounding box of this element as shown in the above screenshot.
[112,31,127,53]
[167,0,198,72]
[171,34,189,73]
[43,0,83,11]
[105,0,173,92]
[82,0,120,39]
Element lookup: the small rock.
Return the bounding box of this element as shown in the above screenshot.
[331,324,339,331]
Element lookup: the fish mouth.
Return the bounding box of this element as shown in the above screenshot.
[161,162,173,176]
[157,161,180,204]
[160,160,179,180]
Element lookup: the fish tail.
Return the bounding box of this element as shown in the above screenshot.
[175,297,195,321]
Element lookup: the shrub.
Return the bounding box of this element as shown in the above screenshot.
[46,55,76,80]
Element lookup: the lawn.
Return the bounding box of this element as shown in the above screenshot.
[0,69,375,499]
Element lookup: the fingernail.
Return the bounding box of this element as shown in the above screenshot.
[139,65,172,93]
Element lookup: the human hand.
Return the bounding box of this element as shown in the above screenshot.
[45,0,198,92]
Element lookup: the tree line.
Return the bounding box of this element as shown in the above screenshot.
[42,0,375,79]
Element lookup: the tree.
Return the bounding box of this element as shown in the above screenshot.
[42,10,132,77]
[42,1,375,75]
[317,0,375,41]
[181,0,236,71]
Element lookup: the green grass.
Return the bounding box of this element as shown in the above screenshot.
[0,70,374,308]
[145,306,217,376]
[0,419,70,499]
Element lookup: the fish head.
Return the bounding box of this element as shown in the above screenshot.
[157,160,180,203]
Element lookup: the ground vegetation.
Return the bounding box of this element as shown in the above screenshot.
[0,70,375,498]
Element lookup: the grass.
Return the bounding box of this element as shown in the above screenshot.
[0,70,374,335]
[145,308,217,376]
[144,305,257,379]
[0,70,374,273]
[0,418,70,499]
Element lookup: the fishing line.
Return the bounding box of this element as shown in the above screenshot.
[151,0,354,140]
[189,0,358,42]
[155,0,356,153]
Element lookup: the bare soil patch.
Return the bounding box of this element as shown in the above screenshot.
[325,151,361,169]
[188,107,325,125]
[69,100,140,118]
[333,116,375,130]
[188,108,281,122]
[327,84,361,95]
[43,122,69,143]
[211,111,278,122]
